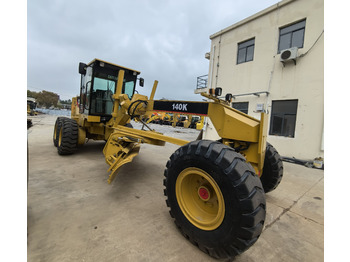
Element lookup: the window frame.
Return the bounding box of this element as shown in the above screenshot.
[269,99,298,138]
[237,38,255,64]
[232,102,249,114]
[278,19,306,53]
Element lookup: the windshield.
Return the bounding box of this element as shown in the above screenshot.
[90,76,136,115]
[86,61,138,116]
[124,81,134,98]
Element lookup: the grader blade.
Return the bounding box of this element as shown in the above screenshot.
[103,134,141,184]
[103,125,189,184]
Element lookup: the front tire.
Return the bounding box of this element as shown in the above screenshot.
[164,140,266,259]
[57,118,78,155]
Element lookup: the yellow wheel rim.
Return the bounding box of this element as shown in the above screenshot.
[54,123,57,140]
[58,128,62,147]
[176,167,225,231]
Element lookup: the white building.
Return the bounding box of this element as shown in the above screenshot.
[199,0,324,160]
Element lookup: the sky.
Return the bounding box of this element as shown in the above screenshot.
[27,0,281,101]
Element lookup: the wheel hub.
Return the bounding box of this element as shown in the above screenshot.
[198,186,210,201]
[175,167,225,231]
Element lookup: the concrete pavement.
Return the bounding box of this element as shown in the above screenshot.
[27,114,324,261]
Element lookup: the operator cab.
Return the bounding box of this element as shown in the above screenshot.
[78,59,143,122]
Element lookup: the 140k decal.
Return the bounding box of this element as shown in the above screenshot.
[172,103,188,111]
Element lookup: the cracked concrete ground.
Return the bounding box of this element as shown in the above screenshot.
[27,114,324,262]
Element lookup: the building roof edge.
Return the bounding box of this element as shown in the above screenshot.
[209,0,296,40]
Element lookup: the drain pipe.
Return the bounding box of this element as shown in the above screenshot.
[281,156,324,170]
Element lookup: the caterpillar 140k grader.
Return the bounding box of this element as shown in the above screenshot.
[53,58,283,260]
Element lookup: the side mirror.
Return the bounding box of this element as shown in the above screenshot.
[139,78,144,87]
[79,62,87,75]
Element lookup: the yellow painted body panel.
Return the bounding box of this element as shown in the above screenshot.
[87,115,101,122]
[208,103,260,142]
[77,128,86,145]
[71,97,79,117]
[149,80,158,101]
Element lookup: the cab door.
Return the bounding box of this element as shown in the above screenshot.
[79,66,93,114]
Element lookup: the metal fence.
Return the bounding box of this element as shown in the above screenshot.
[196,75,208,89]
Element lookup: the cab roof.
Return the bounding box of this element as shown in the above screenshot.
[87,58,141,75]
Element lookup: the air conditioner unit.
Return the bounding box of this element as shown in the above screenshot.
[280,47,298,65]
[256,103,265,112]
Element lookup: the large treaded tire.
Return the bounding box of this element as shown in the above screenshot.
[260,142,283,193]
[57,118,78,155]
[164,140,266,259]
[53,117,65,147]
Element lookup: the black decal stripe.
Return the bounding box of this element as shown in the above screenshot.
[153,110,208,116]
[153,101,209,115]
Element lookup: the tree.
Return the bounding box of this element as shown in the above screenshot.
[27,90,60,108]
[37,90,59,108]
[60,99,72,105]
[27,90,39,99]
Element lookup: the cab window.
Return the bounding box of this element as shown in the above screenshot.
[90,77,116,115]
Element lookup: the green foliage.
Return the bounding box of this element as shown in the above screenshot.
[27,90,38,99]
[60,99,72,105]
[27,90,60,108]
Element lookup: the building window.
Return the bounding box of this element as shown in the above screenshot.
[269,100,298,138]
[237,38,255,64]
[232,102,249,114]
[278,19,306,53]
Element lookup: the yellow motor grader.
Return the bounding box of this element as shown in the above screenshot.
[53,58,283,259]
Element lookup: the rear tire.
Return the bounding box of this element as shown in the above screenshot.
[53,117,65,147]
[57,118,78,155]
[260,142,283,193]
[164,140,266,259]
